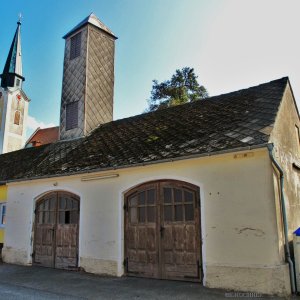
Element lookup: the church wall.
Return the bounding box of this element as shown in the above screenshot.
[9,92,25,135]
[1,90,11,154]
[2,147,290,295]
[21,98,29,146]
[0,88,28,153]
[0,88,7,153]
[5,90,27,153]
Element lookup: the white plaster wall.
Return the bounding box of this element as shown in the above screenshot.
[21,99,29,146]
[269,84,300,240]
[2,90,12,154]
[2,148,289,294]
[0,88,28,153]
[0,88,8,154]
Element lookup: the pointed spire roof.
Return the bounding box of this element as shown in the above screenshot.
[1,20,24,80]
[63,13,117,39]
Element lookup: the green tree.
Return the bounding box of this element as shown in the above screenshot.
[147,67,208,111]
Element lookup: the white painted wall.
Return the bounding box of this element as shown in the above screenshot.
[0,88,29,153]
[2,148,290,295]
[0,87,8,154]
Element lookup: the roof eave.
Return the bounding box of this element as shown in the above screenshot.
[286,78,300,121]
[25,127,41,146]
[63,22,118,40]
[1,143,269,185]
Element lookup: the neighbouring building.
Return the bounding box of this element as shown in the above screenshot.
[25,126,59,148]
[0,14,299,297]
[0,20,29,154]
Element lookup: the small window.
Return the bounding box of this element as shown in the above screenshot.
[0,203,6,226]
[14,110,21,125]
[70,32,81,60]
[128,189,156,224]
[66,101,78,130]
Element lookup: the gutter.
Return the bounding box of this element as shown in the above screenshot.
[267,143,296,294]
[0,143,269,185]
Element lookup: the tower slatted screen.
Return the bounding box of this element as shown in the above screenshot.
[70,32,81,60]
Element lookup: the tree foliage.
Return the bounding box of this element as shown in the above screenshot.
[147,67,208,111]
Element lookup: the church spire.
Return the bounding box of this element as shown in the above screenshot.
[0,18,25,89]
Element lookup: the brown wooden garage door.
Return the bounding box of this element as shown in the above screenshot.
[124,180,201,281]
[33,192,80,269]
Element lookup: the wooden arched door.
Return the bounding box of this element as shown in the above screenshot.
[124,180,201,281]
[33,191,80,269]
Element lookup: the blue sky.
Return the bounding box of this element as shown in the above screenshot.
[1,0,300,138]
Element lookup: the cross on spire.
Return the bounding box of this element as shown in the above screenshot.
[18,13,22,24]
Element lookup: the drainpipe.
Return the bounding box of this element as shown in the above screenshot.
[267,143,296,294]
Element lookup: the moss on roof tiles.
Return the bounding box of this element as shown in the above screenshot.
[0,77,289,182]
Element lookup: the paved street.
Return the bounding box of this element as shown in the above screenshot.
[0,263,287,299]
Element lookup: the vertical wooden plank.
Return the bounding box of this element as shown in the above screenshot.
[33,193,57,268]
[125,183,159,278]
[124,180,202,282]
[160,181,201,281]
[34,192,80,270]
[55,192,79,269]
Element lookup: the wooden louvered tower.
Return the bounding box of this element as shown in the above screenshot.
[59,14,117,140]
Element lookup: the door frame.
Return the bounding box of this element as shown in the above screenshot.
[124,179,202,282]
[32,191,80,269]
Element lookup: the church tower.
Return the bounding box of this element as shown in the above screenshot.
[59,13,117,140]
[0,20,29,154]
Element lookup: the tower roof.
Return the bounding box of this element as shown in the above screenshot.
[63,13,117,39]
[1,21,24,82]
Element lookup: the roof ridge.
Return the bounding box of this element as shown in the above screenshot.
[63,13,117,39]
[89,76,289,132]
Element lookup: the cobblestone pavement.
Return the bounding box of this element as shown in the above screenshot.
[0,263,287,299]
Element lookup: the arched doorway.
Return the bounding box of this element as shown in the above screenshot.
[33,191,80,269]
[124,180,201,282]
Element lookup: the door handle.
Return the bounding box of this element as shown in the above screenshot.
[160,226,165,237]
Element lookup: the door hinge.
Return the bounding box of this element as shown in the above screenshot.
[123,257,128,271]
[197,259,202,280]
[31,251,35,257]
[123,203,128,211]
[185,260,202,280]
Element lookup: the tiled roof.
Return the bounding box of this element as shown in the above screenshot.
[0,77,288,182]
[25,126,59,147]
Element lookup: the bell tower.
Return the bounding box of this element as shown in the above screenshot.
[0,19,30,154]
[59,13,117,140]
